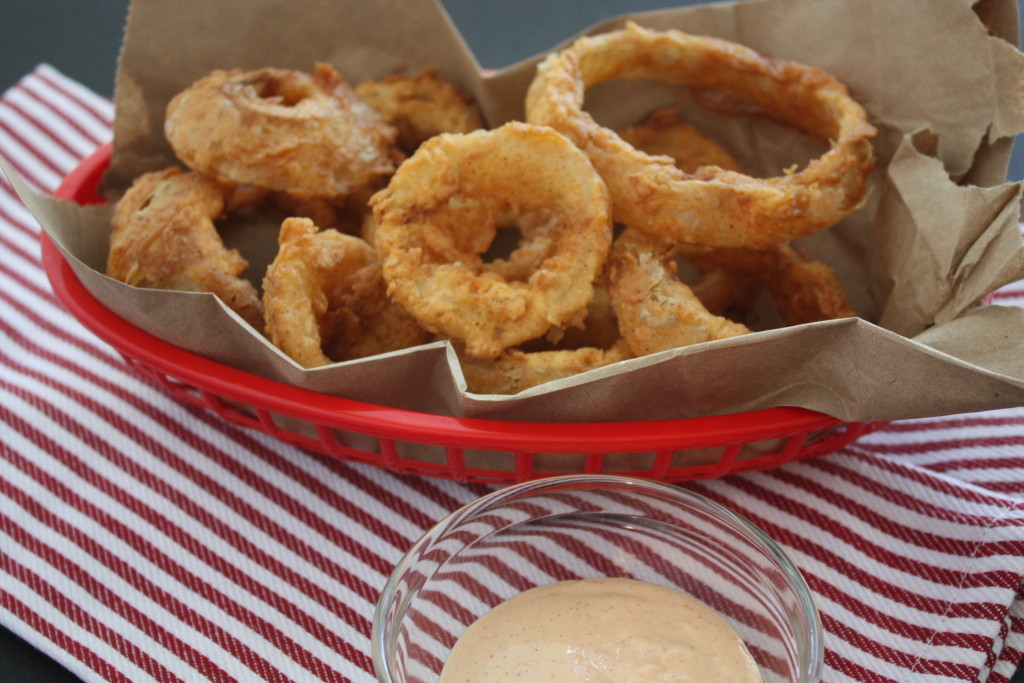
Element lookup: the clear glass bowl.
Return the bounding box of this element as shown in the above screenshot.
[372,474,823,683]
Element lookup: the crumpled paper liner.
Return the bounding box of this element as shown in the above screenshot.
[6,0,1024,423]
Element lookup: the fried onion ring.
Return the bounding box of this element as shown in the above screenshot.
[616,109,758,317]
[525,22,877,247]
[371,122,613,361]
[459,339,633,395]
[607,228,750,356]
[680,243,856,324]
[165,63,397,200]
[618,105,854,324]
[107,167,265,331]
[262,217,429,368]
[355,67,484,154]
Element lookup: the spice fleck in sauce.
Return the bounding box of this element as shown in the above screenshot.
[439,577,762,682]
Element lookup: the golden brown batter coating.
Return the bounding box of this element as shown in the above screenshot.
[356,67,484,154]
[526,22,877,248]
[371,122,613,361]
[107,167,264,331]
[262,217,429,368]
[165,63,397,200]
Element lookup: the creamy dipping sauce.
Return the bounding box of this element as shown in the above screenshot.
[439,577,762,682]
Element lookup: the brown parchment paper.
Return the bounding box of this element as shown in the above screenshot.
[7,0,1024,423]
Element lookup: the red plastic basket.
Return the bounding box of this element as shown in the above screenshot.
[43,144,884,484]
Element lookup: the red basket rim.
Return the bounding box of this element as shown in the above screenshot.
[43,143,843,453]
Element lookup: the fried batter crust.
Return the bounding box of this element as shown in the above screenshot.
[371,122,613,361]
[166,63,397,200]
[526,22,877,248]
[262,217,429,368]
[356,67,484,154]
[107,167,264,331]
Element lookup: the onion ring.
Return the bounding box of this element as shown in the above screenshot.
[607,228,750,356]
[165,63,397,200]
[459,339,633,395]
[262,217,429,368]
[107,167,265,331]
[355,67,484,154]
[618,104,854,324]
[525,22,877,247]
[371,121,613,361]
[679,243,856,324]
[108,169,266,331]
[617,108,757,316]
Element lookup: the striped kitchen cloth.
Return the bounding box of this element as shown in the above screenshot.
[1,64,1022,682]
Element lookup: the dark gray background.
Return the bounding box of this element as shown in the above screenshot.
[2,1,1023,682]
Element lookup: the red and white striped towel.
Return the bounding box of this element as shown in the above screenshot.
[1,64,1022,683]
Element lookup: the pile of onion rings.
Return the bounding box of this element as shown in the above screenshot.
[109,62,481,364]
[108,23,874,393]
